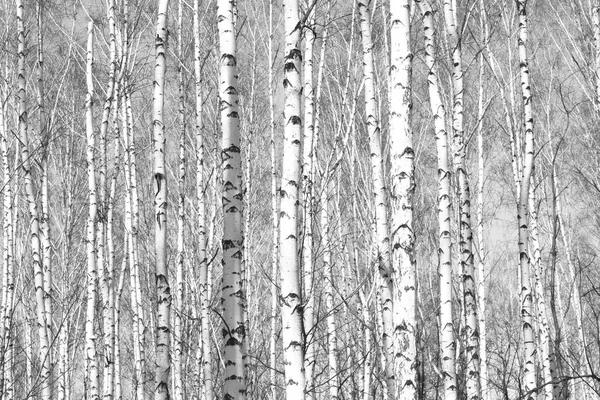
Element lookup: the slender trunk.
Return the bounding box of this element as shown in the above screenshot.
[476,3,489,398]
[302,3,316,395]
[101,2,118,398]
[443,1,480,397]
[0,59,14,400]
[321,177,339,399]
[16,0,52,396]
[389,0,417,398]
[528,188,554,400]
[416,1,457,398]
[193,0,213,397]
[173,1,185,398]
[280,0,306,397]
[268,1,279,398]
[217,0,246,397]
[153,0,171,397]
[84,21,100,400]
[516,1,537,396]
[358,2,395,395]
[36,1,53,358]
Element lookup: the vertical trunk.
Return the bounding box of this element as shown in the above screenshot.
[123,83,145,400]
[84,21,100,400]
[58,320,68,400]
[476,3,489,398]
[442,1,480,398]
[416,1,457,398]
[152,0,171,397]
[217,0,246,397]
[302,3,316,394]
[280,0,306,398]
[0,61,14,400]
[357,2,395,396]
[389,0,417,398]
[173,1,185,398]
[193,0,213,397]
[528,188,554,400]
[101,2,118,398]
[268,1,279,398]
[16,0,52,396]
[36,1,53,357]
[321,177,339,399]
[515,1,537,397]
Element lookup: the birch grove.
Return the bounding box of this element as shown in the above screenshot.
[0,0,598,399]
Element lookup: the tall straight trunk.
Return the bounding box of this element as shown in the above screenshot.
[36,0,53,354]
[528,188,553,400]
[302,3,316,394]
[0,60,14,400]
[357,2,395,396]
[515,1,537,397]
[122,81,145,400]
[193,0,213,397]
[268,0,279,398]
[476,3,489,398]
[173,1,185,398]
[217,0,246,397]
[442,2,480,398]
[84,21,100,400]
[114,243,128,400]
[416,1,457,398]
[105,100,121,400]
[152,0,171,397]
[280,0,306,398]
[389,0,416,398]
[321,177,339,399]
[100,2,118,398]
[17,0,51,397]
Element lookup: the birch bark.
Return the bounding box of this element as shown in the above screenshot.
[358,2,395,395]
[218,0,247,397]
[280,0,306,397]
[389,0,417,397]
[415,1,457,398]
[152,0,172,397]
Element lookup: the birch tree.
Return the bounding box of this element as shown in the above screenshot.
[358,2,395,395]
[152,0,172,397]
[280,0,306,398]
[218,0,247,397]
[442,1,480,397]
[84,21,100,400]
[388,0,417,398]
[15,0,52,397]
[192,1,213,398]
[415,1,457,398]
[515,1,537,396]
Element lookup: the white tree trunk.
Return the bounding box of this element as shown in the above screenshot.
[321,178,339,399]
[416,1,457,398]
[358,2,395,395]
[268,1,279,398]
[280,0,306,398]
[84,21,100,400]
[217,0,247,397]
[389,0,417,398]
[516,1,537,396]
[442,1,481,397]
[152,0,172,397]
[173,1,186,398]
